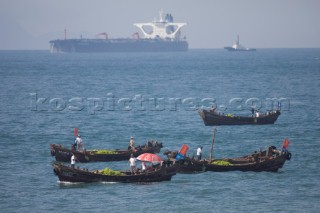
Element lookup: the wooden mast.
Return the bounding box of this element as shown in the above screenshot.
[210,128,217,162]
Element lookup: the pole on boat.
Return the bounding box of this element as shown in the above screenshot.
[210,128,217,162]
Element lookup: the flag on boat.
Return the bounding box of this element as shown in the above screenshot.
[282,138,290,150]
[74,128,78,138]
[179,144,189,155]
[176,144,189,160]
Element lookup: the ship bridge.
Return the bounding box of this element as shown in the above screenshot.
[134,10,187,41]
[232,34,246,50]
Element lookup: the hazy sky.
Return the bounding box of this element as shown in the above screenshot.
[1,0,319,49]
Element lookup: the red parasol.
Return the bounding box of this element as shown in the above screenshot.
[136,153,162,163]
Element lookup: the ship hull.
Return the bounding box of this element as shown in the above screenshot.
[50,39,188,53]
[224,47,256,51]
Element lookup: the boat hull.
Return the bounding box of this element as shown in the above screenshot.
[50,142,163,163]
[175,159,206,173]
[204,155,287,172]
[199,109,280,126]
[167,148,291,173]
[50,39,188,53]
[224,47,256,51]
[53,163,176,183]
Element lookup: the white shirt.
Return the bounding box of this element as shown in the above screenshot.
[71,155,76,164]
[197,147,202,156]
[129,139,135,147]
[76,137,84,151]
[76,137,83,145]
[129,157,136,166]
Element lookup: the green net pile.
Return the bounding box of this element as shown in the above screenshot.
[211,160,233,166]
[99,167,124,176]
[93,150,118,154]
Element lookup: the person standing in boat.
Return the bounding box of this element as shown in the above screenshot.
[129,154,137,174]
[255,110,260,118]
[197,146,203,160]
[210,105,215,113]
[251,108,255,117]
[71,154,77,168]
[128,136,135,150]
[75,134,84,152]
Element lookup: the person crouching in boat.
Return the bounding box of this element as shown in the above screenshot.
[129,154,137,175]
[72,140,77,151]
[141,161,147,172]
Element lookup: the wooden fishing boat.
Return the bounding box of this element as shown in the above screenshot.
[174,157,206,173]
[204,147,291,172]
[163,150,205,173]
[52,163,177,183]
[50,140,163,163]
[199,109,281,126]
[165,146,291,173]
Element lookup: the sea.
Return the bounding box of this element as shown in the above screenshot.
[0,49,319,212]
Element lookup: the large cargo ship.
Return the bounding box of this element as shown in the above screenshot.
[50,11,188,53]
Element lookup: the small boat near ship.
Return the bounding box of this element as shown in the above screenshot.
[50,140,163,163]
[199,109,281,126]
[224,35,256,51]
[52,162,177,183]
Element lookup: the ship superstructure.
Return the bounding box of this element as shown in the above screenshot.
[224,35,256,51]
[134,11,186,41]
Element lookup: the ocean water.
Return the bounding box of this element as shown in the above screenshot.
[0,49,319,212]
